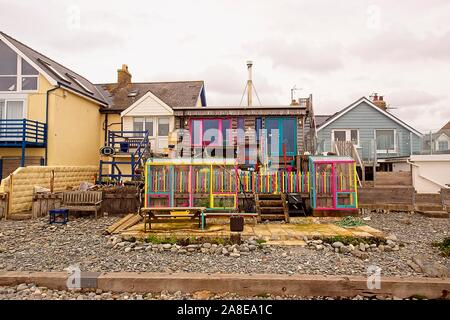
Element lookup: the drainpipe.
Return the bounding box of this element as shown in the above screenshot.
[45,85,60,166]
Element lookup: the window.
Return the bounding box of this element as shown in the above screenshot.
[266,118,297,156]
[158,118,169,136]
[133,117,154,136]
[332,129,359,146]
[0,41,38,91]
[0,99,25,119]
[375,129,396,153]
[190,118,231,146]
[438,141,448,151]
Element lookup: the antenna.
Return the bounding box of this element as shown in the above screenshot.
[291,85,302,101]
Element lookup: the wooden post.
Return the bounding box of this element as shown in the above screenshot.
[6,173,13,219]
[50,170,55,193]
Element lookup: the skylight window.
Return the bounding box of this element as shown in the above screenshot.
[66,73,93,95]
[127,90,139,97]
[38,58,71,83]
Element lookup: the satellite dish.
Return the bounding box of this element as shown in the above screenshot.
[100,146,115,156]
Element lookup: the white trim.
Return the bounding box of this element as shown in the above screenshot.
[374,129,397,154]
[317,97,423,137]
[121,90,173,117]
[0,34,57,86]
[331,129,360,147]
[58,84,107,107]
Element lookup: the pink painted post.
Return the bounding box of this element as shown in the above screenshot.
[331,163,336,209]
[189,165,193,206]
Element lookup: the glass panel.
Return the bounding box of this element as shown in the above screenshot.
[376,130,395,151]
[6,101,24,119]
[222,119,231,145]
[438,141,448,151]
[0,76,17,91]
[281,118,295,154]
[0,100,4,119]
[333,130,346,141]
[145,118,154,136]
[0,40,17,75]
[191,120,201,145]
[21,58,38,75]
[350,130,358,145]
[255,117,262,143]
[133,117,144,135]
[266,118,280,156]
[22,77,38,90]
[202,119,220,145]
[158,118,169,136]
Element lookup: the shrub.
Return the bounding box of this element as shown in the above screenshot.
[335,216,366,228]
[433,237,450,257]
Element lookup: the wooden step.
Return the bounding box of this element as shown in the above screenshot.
[259,200,283,206]
[416,203,444,212]
[418,211,449,219]
[259,214,287,220]
[415,193,441,203]
[259,207,285,213]
[257,194,283,200]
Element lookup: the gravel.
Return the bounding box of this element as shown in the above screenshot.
[0,212,448,278]
[0,284,415,300]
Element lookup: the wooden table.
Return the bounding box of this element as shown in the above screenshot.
[141,207,206,231]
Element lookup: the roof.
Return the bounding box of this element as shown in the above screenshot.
[172,105,308,116]
[96,81,205,112]
[314,114,333,128]
[439,121,450,132]
[316,96,422,137]
[0,31,108,105]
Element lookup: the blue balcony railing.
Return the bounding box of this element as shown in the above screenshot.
[0,119,47,147]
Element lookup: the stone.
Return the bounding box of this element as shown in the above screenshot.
[124,247,132,253]
[332,242,344,248]
[281,252,288,257]
[386,240,395,246]
[392,245,400,251]
[221,248,228,255]
[230,253,240,257]
[359,243,366,252]
[16,284,28,292]
[351,250,369,260]
[407,260,422,273]
[378,245,385,252]
[162,244,172,250]
[315,245,324,251]
[340,246,350,254]
[193,290,213,300]
[386,234,397,242]
[178,249,187,254]
[202,243,212,249]
[348,244,355,251]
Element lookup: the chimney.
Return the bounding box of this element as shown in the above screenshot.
[246,60,253,107]
[371,93,387,111]
[290,99,299,106]
[117,64,132,87]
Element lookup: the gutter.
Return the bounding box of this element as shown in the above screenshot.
[45,85,60,165]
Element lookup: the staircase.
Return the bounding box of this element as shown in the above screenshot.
[255,193,290,222]
[99,130,151,182]
[415,193,449,218]
[286,193,308,216]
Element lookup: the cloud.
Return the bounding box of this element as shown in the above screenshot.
[351,28,450,63]
[388,89,443,107]
[246,37,344,73]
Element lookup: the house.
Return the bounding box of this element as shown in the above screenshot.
[316,94,423,179]
[95,65,206,180]
[0,31,109,179]
[422,120,450,153]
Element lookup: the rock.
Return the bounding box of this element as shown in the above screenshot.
[202,243,212,249]
[348,244,355,251]
[413,255,450,277]
[193,290,213,299]
[315,245,324,251]
[386,234,397,242]
[178,249,187,254]
[332,242,344,248]
[351,250,369,260]
[359,243,366,251]
[384,246,392,252]
[386,239,395,246]
[124,247,132,253]
[378,245,385,252]
[221,248,228,255]
[407,260,422,273]
[281,252,288,257]
[392,245,400,251]
[16,284,28,292]
[230,253,240,257]
[162,244,172,250]
[340,246,350,254]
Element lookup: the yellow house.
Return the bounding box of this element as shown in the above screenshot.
[0,31,109,179]
[95,65,206,180]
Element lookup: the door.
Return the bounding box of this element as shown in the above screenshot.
[156,117,170,152]
[0,100,24,141]
[266,118,297,156]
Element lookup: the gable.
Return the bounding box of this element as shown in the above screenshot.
[121,90,173,117]
[317,97,422,137]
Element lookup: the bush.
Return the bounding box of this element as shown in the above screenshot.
[433,237,450,257]
[335,216,366,228]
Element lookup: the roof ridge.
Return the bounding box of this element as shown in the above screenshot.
[95,80,204,86]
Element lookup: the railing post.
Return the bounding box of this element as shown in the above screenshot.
[20,119,26,167]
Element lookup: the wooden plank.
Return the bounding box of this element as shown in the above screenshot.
[113,214,143,234]
[106,213,135,234]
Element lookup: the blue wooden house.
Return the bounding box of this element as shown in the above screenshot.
[316,95,423,179]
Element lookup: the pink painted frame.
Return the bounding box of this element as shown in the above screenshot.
[189,118,233,147]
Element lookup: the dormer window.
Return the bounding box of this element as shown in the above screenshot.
[0,40,38,92]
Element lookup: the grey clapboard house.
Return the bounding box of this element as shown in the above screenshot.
[316,95,422,176]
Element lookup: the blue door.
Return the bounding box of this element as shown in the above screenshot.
[265,118,297,156]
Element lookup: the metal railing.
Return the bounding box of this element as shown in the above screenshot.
[0,119,47,145]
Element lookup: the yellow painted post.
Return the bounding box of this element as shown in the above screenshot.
[354,162,358,208]
[307,172,310,192]
[144,163,148,207]
[274,172,278,194]
[209,164,213,208]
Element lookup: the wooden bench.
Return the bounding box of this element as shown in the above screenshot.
[201,212,259,229]
[60,191,103,219]
[141,207,206,231]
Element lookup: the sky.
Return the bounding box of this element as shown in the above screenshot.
[1,0,449,132]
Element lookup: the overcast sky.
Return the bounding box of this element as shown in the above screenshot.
[1,0,449,132]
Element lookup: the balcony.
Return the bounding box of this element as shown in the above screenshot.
[0,119,47,147]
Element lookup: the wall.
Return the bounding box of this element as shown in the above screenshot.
[47,88,103,166]
[317,101,422,160]
[393,162,411,172]
[0,165,97,215]
[410,154,450,193]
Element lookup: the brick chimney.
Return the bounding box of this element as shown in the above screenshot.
[371,93,387,111]
[117,64,131,87]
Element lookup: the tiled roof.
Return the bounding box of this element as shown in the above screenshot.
[95,81,204,111]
